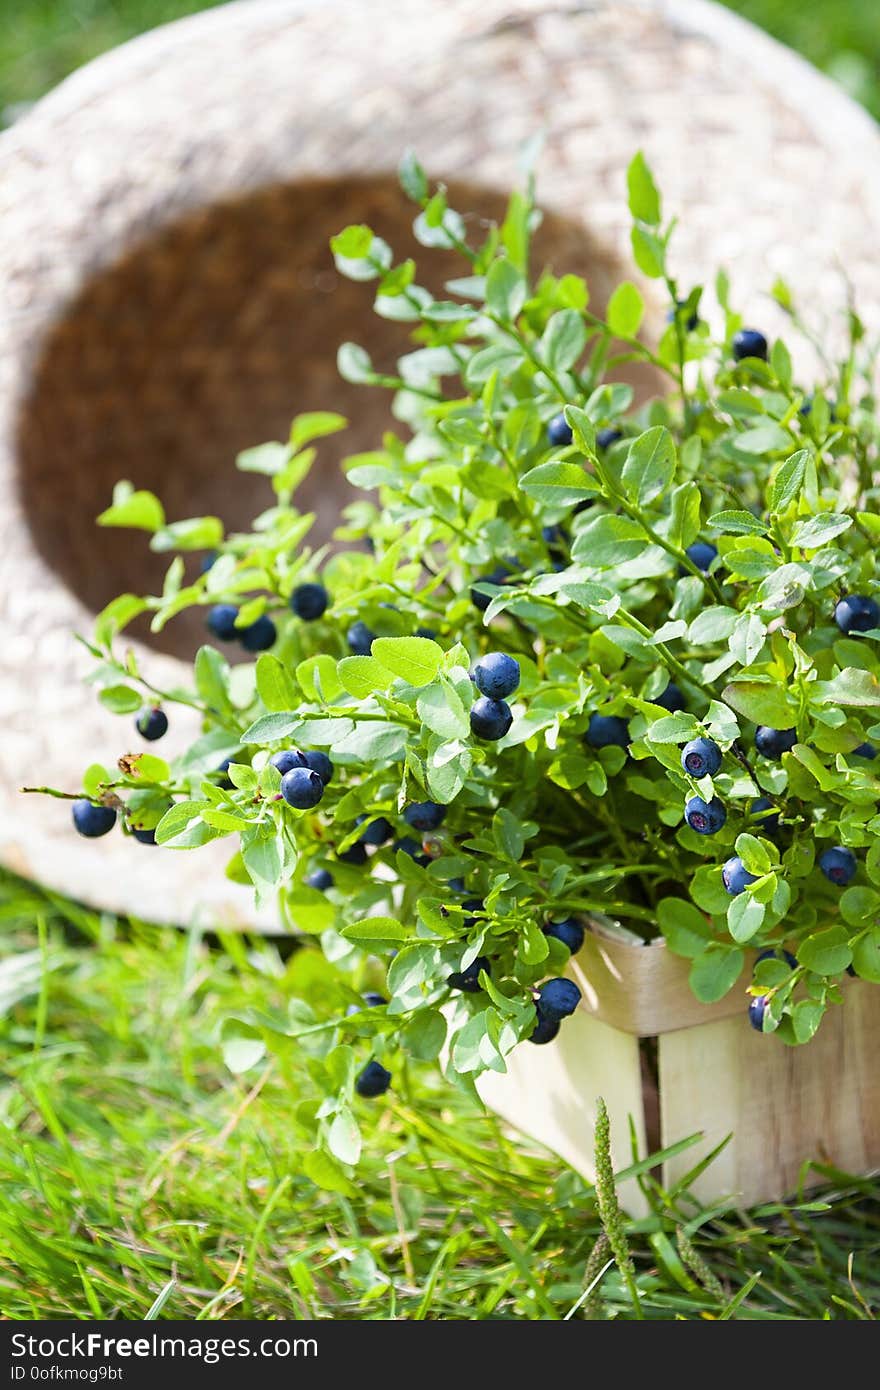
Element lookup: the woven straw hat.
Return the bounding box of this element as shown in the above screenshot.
[2,0,879,928]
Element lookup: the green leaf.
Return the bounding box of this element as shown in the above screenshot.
[289,411,347,449]
[621,426,676,505]
[401,1009,447,1061]
[398,149,428,203]
[798,926,852,976]
[340,918,409,948]
[97,483,164,532]
[328,1108,362,1166]
[236,441,289,475]
[123,752,170,783]
[571,513,648,566]
[630,226,665,279]
[155,800,213,849]
[417,681,470,740]
[627,151,662,225]
[657,898,714,958]
[736,425,792,456]
[337,342,374,383]
[519,461,599,506]
[563,404,597,456]
[485,258,526,321]
[707,510,767,536]
[812,668,880,708]
[646,713,703,744]
[241,712,302,744]
[303,1149,357,1195]
[296,654,343,703]
[721,681,797,728]
[330,224,373,259]
[255,654,299,712]
[734,833,773,876]
[839,886,880,927]
[607,281,645,338]
[221,1027,266,1075]
[541,310,587,371]
[337,656,395,699]
[98,685,143,715]
[194,646,232,713]
[689,945,745,1002]
[789,513,852,550]
[370,636,444,687]
[150,516,224,552]
[493,808,525,862]
[726,892,765,944]
[851,928,880,983]
[770,449,808,512]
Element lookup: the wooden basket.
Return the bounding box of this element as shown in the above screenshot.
[3,0,880,928]
[479,922,880,1212]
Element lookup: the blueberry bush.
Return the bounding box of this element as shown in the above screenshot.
[32,151,880,1181]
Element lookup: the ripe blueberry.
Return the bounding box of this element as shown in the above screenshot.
[732,328,768,362]
[239,615,277,651]
[280,767,325,809]
[748,996,767,1032]
[834,594,880,635]
[200,551,217,574]
[681,737,722,779]
[585,713,629,749]
[347,620,375,655]
[750,797,780,834]
[216,757,234,789]
[819,846,857,886]
[547,413,573,447]
[655,683,686,713]
[684,795,726,835]
[206,603,239,640]
[131,826,157,845]
[403,801,446,833]
[338,842,369,866]
[721,855,757,895]
[596,427,622,450]
[536,977,581,1022]
[303,750,333,785]
[854,742,877,759]
[306,867,333,891]
[448,956,490,993]
[528,1012,561,1045]
[543,918,585,954]
[472,652,520,700]
[755,726,796,758]
[136,707,168,741]
[270,748,307,776]
[470,696,513,741]
[289,582,329,621]
[393,836,431,866]
[357,815,394,845]
[415,626,437,640]
[684,541,717,572]
[72,800,116,838]
[355,1061,392,1097]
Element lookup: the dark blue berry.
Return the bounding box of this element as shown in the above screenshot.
[136,707,168,741]
[280,767,325,809]
[755,726,797,758]
[470,696,513,741]
[585,713,629,749]
[403,801,446,833]
[750,797,780,834]
[355,1061,392,1097]
[655,683,686,712]
[302,750,333,785]
[834,594,880,635]
[667,300,698,331]
[543,918,585,954]
[270,748,307,776]
[239,614,277,651]
[536,977,581,1022]
[362,992,387,1008]
[394,836,422,859]
[448,956,490,993]
[684,795,726,835]
[528,1012,561,1045]
[338,842,369,866]
[207,604,239,641]
[289,582,329,621]
[854,742,877,759]
[446,878,466,894]
[306,867,333,891]
[347,620,375,655]
[542,524,564,546]
[596,427,622,450]
[748,996,767,1032]
[732,328,768,362]
[681,737,722,779]
[685,541,718,572]
[755,948,797,970]
[72,800,116,838]
[721,856,758,895]
[200,551,218,574]
[357,815,394,845]
[131,826,157,845]
[819,846,857,887]
[472,652,520,700]
[216,757,235,790]
[547,413,573,447]
[415,627,437,640]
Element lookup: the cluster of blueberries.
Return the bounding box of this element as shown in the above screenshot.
[205,581,331,654]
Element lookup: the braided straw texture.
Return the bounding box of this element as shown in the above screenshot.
[1,0,879,928]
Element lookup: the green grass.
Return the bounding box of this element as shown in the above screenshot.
[1,868,878,1320]
[1,0,879,1321]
